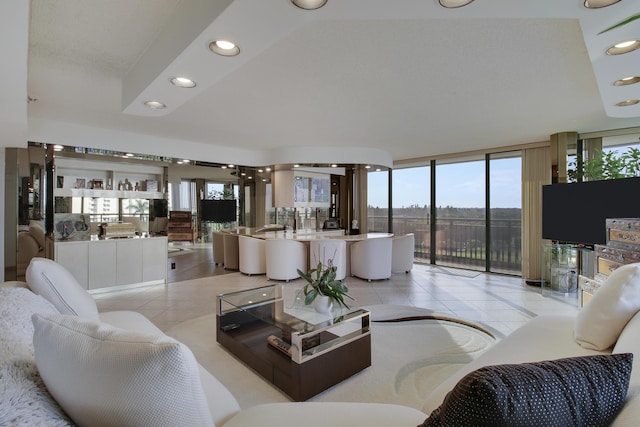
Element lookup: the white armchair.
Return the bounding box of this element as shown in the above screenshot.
[392,233,415,274]
[350,237,392,281]
[212,232,225,266]
[223,233,240,271]
[265,239,307,282]
[239,236,266,276]
[310,239,347,280]
[17,222,45,279]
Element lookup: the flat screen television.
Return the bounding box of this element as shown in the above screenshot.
[542,177,640,245]
[200,199,236,223]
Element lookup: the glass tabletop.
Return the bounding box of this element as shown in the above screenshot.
[217,283,366,335]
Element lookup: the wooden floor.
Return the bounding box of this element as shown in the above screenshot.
[167,243,230,283]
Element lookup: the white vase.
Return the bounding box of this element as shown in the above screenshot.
[313,295,333,313]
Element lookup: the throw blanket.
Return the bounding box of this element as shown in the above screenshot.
[0,287,73,426]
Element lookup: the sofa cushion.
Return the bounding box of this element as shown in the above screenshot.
[575,263,640,350]
[422,315,605,415]
[421,354,632,427]
[32,313,214,427]
[26,257,99,319]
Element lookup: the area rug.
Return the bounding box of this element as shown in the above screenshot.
[166,305,496,410]
[167,247,193,257]
[432,266,481,278]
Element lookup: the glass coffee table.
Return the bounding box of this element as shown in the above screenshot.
[216,284,371,401]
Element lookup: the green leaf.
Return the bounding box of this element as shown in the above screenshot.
[598,13,640,35]
[304,289,318,305]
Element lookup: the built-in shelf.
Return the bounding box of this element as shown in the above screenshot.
[54,188,164,200]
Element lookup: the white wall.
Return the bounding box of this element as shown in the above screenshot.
[1,148,6,281]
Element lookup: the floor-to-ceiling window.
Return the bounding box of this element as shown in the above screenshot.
[367,169,389,232]
[388,151,523,275]
[488,152,522,274]
[392,166,430,261]
[435,158,486,271]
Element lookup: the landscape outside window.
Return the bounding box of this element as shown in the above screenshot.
[369,153,522,275]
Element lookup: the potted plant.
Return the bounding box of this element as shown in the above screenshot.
[297,260,353,313]
[567,147,640,182]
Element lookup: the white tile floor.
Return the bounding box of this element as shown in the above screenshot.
[94,262,580,339]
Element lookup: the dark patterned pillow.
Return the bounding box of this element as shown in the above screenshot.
[420,353,633,427]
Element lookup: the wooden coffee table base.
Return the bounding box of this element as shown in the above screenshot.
[216,316,372,401]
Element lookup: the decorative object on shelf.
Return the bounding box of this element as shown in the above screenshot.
[74,178,85,189]
[53,213,90,241]
[145,179,158,192]
[297,259,353,312]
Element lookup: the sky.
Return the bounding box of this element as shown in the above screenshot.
[369,140,640,209]
[368,157,522,209]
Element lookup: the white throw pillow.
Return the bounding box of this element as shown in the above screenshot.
[26,257,99,319]
[575,263,640,350]
[32,313,214,427]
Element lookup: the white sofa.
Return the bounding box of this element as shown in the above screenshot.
[3,257,640,426]
[421,263,640,426]
[1,258,425,427]
[17,220,45,279]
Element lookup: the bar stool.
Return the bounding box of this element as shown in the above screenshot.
[223,233,239,270]
[265,239,307,282]
[392,233,415,274]
[238,235,266,276]
[212,231,225,266]
[350,237,392,281]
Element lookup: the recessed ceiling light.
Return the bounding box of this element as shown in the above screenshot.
[584,0,620,7]
[240,172,246,176]
[258,169,264,173]
[177,161,184,164]
[228,164,235,168]
[615,99,640,107]
[331,164,338,167]
[53,144,64,151]
[293,164,300,168]
[614,76,640,86]
[221,166,227,169]
[182,159,191,163]
[365,165,371,169]
[144,100,166,109]
[125,153,134,157]
[170,77,196,88]
[439,0,474,8]
[290,0,327,10]
[266,167,271,172]
[209,40,240,56]
[248,176,253,179]
[606,40,640,55]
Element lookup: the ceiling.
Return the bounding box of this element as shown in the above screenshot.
[6,0,640,168]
